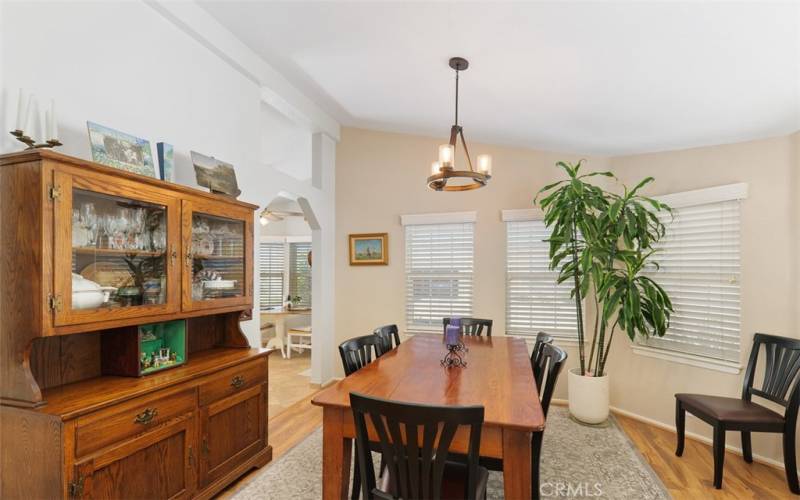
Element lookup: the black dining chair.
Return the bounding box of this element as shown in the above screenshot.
[339,335,386,376]
[443,317,493,337]
[338,335,388,499]
[675,333,800,493]
[530,332,554,392]
[477,343,567,500]
[350,392,488,500]
[373,324,401,356]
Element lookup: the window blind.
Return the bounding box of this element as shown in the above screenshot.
[289,242,312,308]
[642,200,741,362]
[258,242,284,310]
[505,220,578,339]
[405,222,474,331]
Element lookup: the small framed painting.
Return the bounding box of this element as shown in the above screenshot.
[349,233,388,266]
[87,122,156,178]
[157,142,175,182]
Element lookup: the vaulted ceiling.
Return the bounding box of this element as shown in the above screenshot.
[199,1,800,155]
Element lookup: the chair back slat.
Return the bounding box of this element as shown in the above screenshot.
[743,333,800,408]
[442,317,493,337]
[350,393,484,500]
[339,335,385,376]
[531,343,568,417]
[531,332,554,391]
[373,324,401,355]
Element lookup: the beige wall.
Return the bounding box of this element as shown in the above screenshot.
[335,127,608,389]
[604,132,800,465]
[335,127,799,465]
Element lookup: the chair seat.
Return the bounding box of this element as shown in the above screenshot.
[676,393,784,426]
[377,461,488,500]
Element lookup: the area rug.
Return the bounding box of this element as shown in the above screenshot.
[232,406,669,499]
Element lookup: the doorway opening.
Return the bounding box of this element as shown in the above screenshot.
[258,193,316,418]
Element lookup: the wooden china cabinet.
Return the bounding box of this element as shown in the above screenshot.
[0,150,272,499]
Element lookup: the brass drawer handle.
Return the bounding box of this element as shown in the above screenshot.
[230,375,246,389]
[134,407,158,425]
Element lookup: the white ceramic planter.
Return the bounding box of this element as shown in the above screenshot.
[568,368,610,424]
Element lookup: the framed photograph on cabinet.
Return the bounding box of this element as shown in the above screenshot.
[157,142,175,182]
[349,233,388,265]
[190,150,241,198]
[86,121,156,178]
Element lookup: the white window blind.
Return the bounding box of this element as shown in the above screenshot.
[259,242,284,310]
[642,199,741,362]
[289,242,312,308]
[505,220,578,339]
[405,222,474,331]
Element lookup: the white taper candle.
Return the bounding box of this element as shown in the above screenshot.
[49,99,57,141]
[31,97,44,142]
[15,88,24,131]
[25,94,36,138]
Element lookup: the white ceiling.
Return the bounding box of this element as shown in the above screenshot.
[200,1,800,155]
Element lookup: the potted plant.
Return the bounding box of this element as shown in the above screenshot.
[535,160,673,423]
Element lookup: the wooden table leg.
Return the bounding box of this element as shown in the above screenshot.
[503,428,532,500]
[322,407,352,500]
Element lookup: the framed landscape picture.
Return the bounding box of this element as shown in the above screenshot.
[87,122,156,178]
[349,233,388,265]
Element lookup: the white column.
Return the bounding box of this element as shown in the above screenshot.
[310,132,337,384]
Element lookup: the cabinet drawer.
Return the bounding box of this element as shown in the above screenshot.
[199,358,267,406]
[75,388,196,457]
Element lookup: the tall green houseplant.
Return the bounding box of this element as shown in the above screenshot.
[535,161,674,397]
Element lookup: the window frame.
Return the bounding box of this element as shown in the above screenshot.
[401,212,476,334]
[632,183,747,373]
[502,209,581,343]
[258,236,311,311]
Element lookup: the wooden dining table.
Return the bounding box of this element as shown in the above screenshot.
[311,333,545,499]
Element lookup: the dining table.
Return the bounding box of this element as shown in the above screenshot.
[311,333,545,499]
[261,307,311,357]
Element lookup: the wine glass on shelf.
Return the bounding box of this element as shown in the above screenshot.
[118,208,132,250]
[98,214,109,249]
[80,203,97,247]
[131,208,146,250]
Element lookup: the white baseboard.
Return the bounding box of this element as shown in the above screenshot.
[608,406,788,471]
[550,398,787,471]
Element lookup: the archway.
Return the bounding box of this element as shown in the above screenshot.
[257,192,319,417]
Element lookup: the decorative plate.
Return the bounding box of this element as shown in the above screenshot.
[192,234,215,257]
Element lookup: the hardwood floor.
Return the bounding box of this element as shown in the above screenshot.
[615,413,793,499]
[267,350,319,417]
[219,394,795,499]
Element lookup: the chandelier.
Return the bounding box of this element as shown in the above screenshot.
[427,57,492,191]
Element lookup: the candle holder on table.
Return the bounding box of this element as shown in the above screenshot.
[441,341,468,368]
[441,324,468,368]
[10,89,62,150]
[9,129,62,150]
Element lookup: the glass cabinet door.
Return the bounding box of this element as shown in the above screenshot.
[182,200,252,311]
[53,172,180,326]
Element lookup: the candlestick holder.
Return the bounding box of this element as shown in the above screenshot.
[441,341,468,368]
[10,129,62,150]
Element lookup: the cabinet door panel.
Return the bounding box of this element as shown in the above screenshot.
[53,170,181,326]
[181,199,253,312]
[200,384,265,486]
[73,415,196,500]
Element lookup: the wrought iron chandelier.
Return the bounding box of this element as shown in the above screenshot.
[427,57,492,191]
